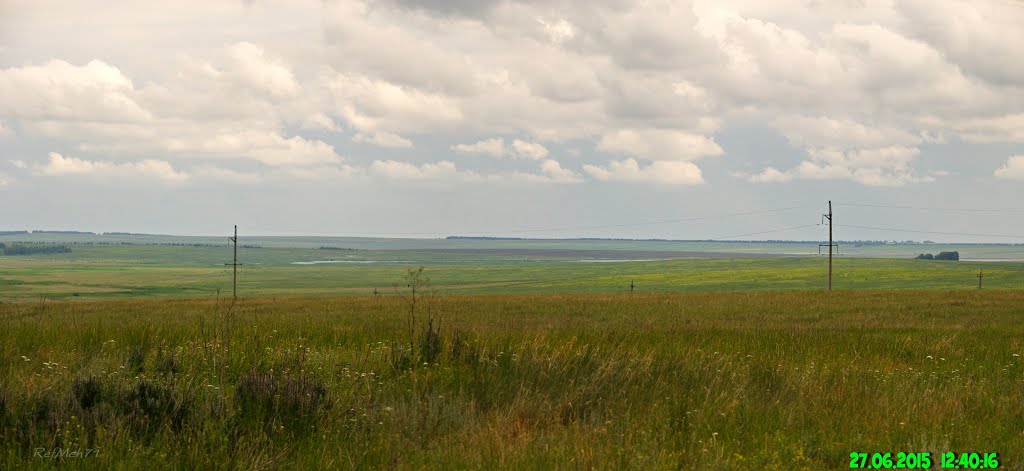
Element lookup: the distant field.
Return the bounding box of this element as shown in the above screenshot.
[2,291,1023,469]
[1,235,1023,301]
[3,234,1023,468]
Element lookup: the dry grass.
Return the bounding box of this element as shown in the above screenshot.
[1,290,1023,469]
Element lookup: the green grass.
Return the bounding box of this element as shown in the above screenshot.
[2,291,1023,469]
[2,242,1023,301]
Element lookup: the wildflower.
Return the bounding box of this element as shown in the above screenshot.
[1014,354,1020,357]
[926,355,933,360]
[21,356,30,362]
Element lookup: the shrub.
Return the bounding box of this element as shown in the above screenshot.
[72,376,103,410]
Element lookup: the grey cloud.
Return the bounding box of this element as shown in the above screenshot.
[386,0,503,17]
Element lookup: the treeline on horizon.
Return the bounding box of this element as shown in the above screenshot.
[915,251,960,261]
[0,241,262,249]
[0,243,72,255]
[445,236,974,245]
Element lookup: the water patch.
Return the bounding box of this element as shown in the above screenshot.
[291,260,413,265]
[574,259,670,263]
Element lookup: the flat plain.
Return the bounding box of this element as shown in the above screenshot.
[1,234,1023,469]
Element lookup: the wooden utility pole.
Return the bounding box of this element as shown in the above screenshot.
[978,269,983,289]
[630,280,635,293]
[228,225,238,300]
[819,201,838,291]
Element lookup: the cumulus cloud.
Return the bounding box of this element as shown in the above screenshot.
[511,139,549,160]
[163,131,342,167]
[995,155,1024,180]
[302,113,342,132]
[36,152,188,183]
[224,42,300,99]
[452,137,549,160]
[774,116,926,149]
[324,72,463,135]
[0,60,151,122]
[4,0,1024,198]
[537,159,581,183]
[453,138,506,157]
[597,129,723,162]
[942,114,1024,143]
[371,160,480,182]
[353,131,414,149]
[747,146,936,186]
[584,158,704,185]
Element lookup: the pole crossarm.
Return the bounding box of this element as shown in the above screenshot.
[819,201,837,291]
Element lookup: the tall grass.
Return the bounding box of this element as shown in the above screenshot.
[1,291,1023,469]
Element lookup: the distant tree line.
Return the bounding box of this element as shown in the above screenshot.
[1,244,72,255]
[0,240,261,248]
[0,231,29,235]
[318,246,356,251]
[915,251,959,261]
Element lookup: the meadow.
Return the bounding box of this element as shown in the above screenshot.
[2,236,1024,468]
[2,290,1023,469]
[1,238,1023,301]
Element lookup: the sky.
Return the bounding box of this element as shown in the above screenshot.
[1,0,1023,242]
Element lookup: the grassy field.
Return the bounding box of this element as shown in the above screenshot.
[2,290,1023,469]
[2,241,1023,301]
[2,236,1023,468]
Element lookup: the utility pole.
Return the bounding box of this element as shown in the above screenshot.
[227,225,238,300]
[978,269,983,289]
[819,201,839,291]
[630,280,635,293]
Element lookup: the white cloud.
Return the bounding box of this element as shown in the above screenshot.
[0,120,11,137]
[511,139,549,160]
[302,113,342,132]
[324,72,463,134]
[584,158,704,185]
[942,114,1024,143]
[163,131,342,167]
[0,172,10,187]
[36,152,188,183]
[597,129,723,162]
[353,131,414,149]
[537,18,576,44]
[537,159,581,183]
[371,160,480,182]
[224,42,300,99]
[774,116,925,149]
[453,138,506,157]
[748,146,935,187]
[11,160,28,169]
[747,167,792,183]
[0,60,151,122]
[995,155,1024,180]
[452,137,548,160]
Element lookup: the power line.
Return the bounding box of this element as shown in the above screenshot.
[245,204,818,237]
[708,223,819,240]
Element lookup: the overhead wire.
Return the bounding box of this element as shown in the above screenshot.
[242,204,820,238]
